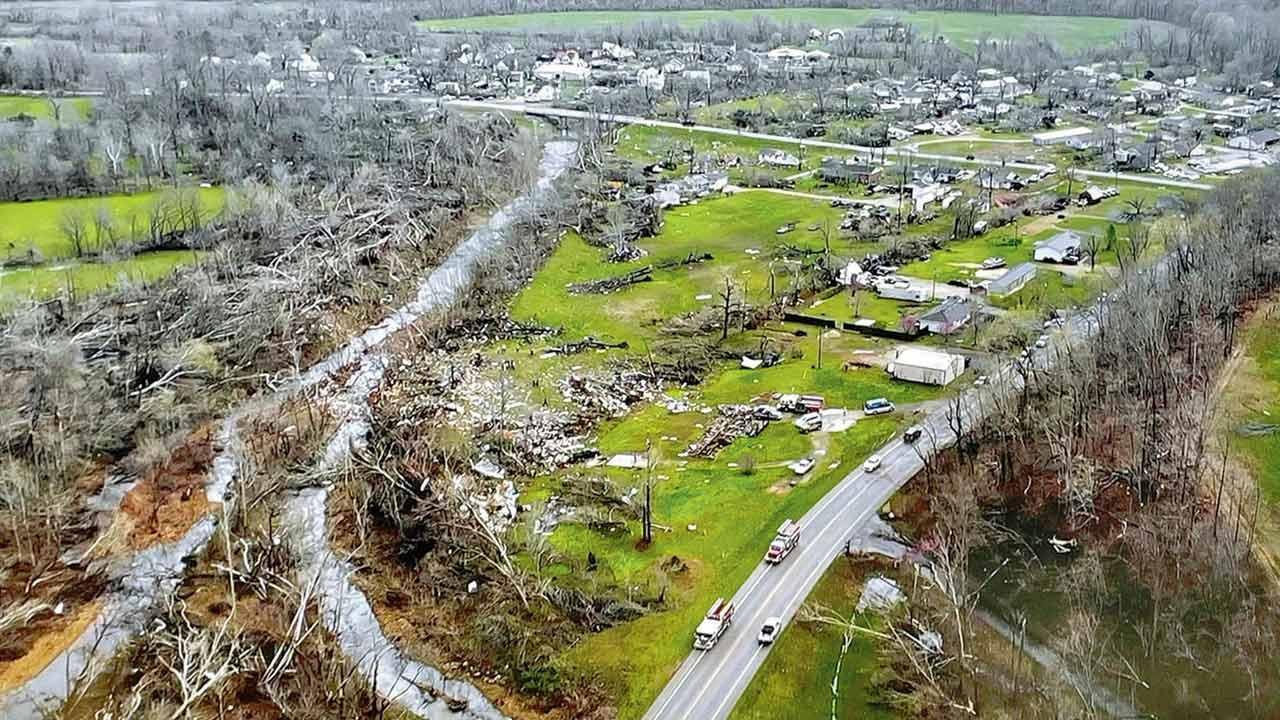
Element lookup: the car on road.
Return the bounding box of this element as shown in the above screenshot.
[863,398,895,415]
[863,454,883,472]
[1035,335,1049,349]
[903,425,923,443]
[758,617,782,645]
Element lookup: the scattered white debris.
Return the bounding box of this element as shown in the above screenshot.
[687,524,698,532]
[607,453,649,469]
[857,576,906,613]
[1049,536,1078,554]
[467,581,479,594]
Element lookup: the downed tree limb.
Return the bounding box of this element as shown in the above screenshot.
[569,265,653,294]
[568,252,713,295]
[543,337,630,356]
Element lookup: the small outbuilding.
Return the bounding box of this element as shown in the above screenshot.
[887,347,966,386]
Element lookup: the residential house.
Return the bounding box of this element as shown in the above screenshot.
[818,159,881,185]
[917,298,973,335]
[1032,126,1094,146]
[987,262,1037,296]
[759,149,801,168]
[1078,185,1118,205]
[1226,128,1280,152]
[1034,231,1084,264]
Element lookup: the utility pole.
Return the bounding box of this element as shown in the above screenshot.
[643,438,654,545]
[816,330,824,370]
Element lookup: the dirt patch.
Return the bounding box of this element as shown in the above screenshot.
[119,425,216,550]
[0,597,103,693]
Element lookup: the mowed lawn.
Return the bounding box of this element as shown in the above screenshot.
[729,560,894,720]
[0,94,93,121]
[423,9,1150,51]
[0,186,226,262]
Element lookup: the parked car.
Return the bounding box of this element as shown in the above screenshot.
[794,413,823,433]
[863,398,895,416]
[863,454,883,472]
[903,425,923,443]
[758,617,783,645]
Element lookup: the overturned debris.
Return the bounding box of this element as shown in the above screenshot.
[686,405,772,458]
[542,337,630,357]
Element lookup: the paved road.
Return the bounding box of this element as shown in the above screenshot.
[641,301,1105,720]
[642,386,992,720]
[445,98,1213,192]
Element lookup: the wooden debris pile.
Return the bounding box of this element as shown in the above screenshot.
[543,337,630,356]
[568,252,713,295]
[685,405,771,458]
[559,370,661,418]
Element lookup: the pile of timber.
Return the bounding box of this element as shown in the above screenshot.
[686,405,769,459]
[544,337,630,356]
[568,252,714,295]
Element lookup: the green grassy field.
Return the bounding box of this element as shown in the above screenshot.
[1231,306,1280,505]
[422,9,1149,51]
[0,249,203,304]
[615,124,828,182]
[511,192,846,347]
[729,560,893,720]
[0,186,225,263]
[507,187,948,717]
[0,94,93,121]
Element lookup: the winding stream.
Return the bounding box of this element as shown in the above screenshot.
[0,139,577,719]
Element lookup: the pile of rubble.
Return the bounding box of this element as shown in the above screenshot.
[560,370,662,418]
[685,404,774,458]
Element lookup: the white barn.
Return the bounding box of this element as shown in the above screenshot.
[887,347,966,386]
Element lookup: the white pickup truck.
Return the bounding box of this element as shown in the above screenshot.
[693,598,735,650]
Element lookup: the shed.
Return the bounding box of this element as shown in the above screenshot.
[887,347,965,386]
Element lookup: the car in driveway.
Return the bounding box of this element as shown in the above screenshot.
[863,454,883,472]
[758,617,782,645]
[863,398,895,416]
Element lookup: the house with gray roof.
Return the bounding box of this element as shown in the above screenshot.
[988,262,1037,297]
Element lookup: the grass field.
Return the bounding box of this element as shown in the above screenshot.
[422,9,1149,51]
[0,95,93,121]
[511,191,846,347]
[0,186,225,263]
[0,249,202,304]
[1229,304,1280,505]
[728,560,893,720]
[614,124,827,182]
[507,188,948,717]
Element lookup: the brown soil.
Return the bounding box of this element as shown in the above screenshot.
[0,598,103,693]
[119,425,217,550]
